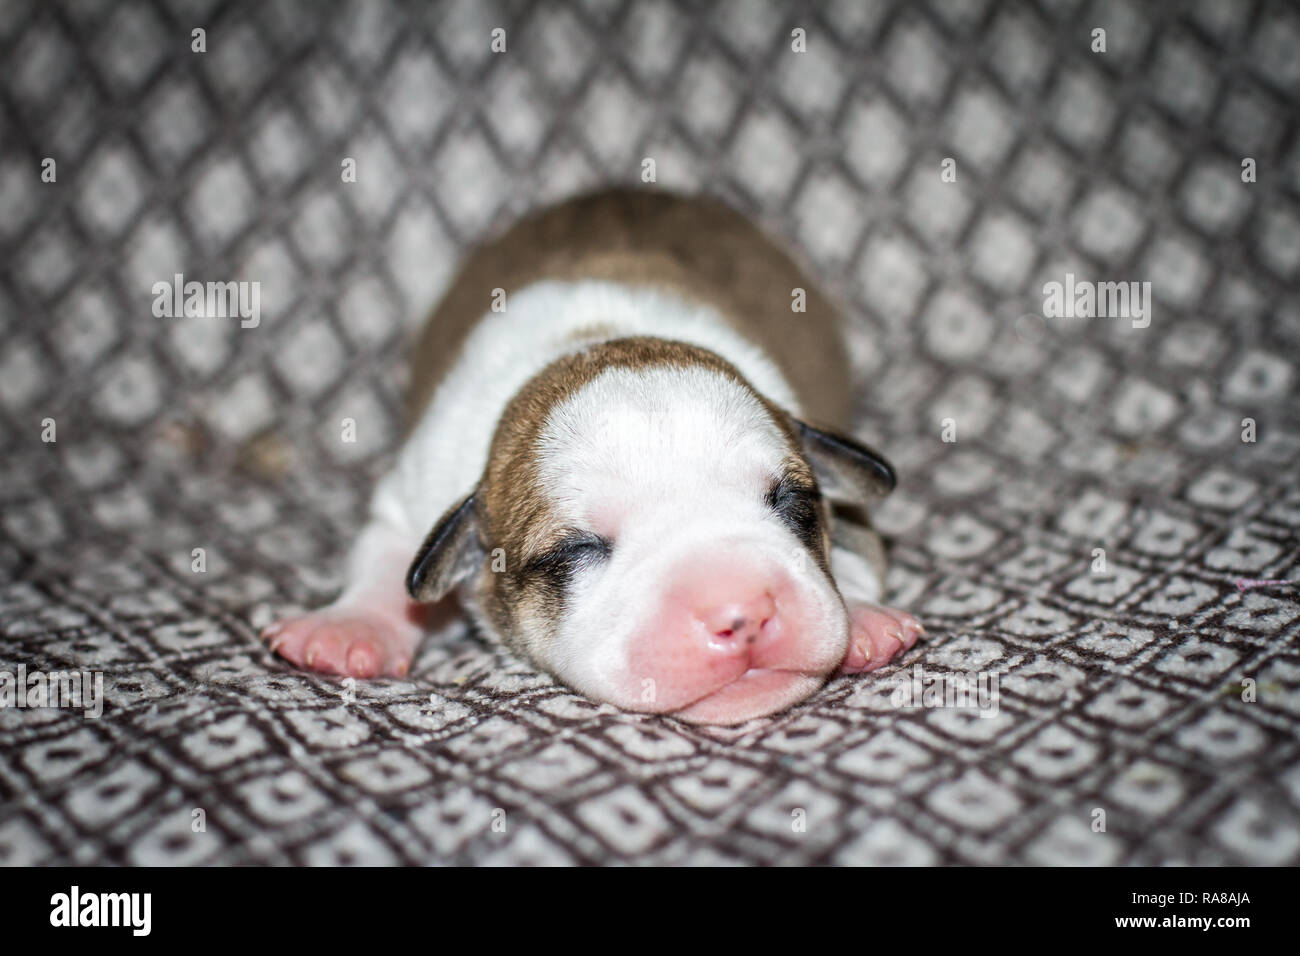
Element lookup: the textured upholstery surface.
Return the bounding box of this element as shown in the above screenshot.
[1,0,1299,865]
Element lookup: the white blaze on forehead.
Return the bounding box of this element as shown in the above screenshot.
[536,365,790,529]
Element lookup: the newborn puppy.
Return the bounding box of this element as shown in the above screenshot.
[264,189,921,724]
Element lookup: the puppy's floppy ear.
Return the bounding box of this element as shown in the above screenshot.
[406,492,485,603]
[796,420,896,505]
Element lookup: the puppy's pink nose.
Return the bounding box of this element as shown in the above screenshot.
[699,592,777,647]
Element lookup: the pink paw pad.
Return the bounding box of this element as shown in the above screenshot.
[262,612,417,679]
[839,604,924,674]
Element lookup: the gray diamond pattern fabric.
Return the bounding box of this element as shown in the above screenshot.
[1,0,1299,866]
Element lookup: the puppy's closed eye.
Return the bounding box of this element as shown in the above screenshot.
[766,476,821,548]
[524,531,612,589]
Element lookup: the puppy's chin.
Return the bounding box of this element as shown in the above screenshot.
[565,667,830,725]
[668,670,828,725]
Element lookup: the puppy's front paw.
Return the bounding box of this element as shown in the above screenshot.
[839,604,923,674]
[262,610,420,679]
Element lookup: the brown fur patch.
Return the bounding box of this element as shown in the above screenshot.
[770,453,834,575]
[406,188,854,435]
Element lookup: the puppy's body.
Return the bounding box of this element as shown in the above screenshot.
[266,189,920,724]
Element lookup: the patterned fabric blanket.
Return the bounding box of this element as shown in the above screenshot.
[1,0,1298,865]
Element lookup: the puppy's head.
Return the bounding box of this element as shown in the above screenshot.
[407,337,894,724]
